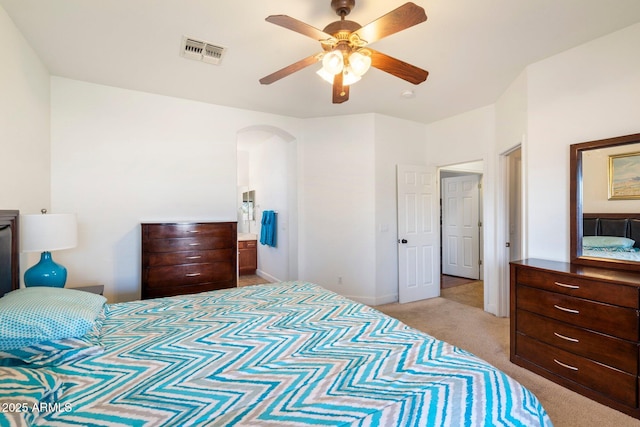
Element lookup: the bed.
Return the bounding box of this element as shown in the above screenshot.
[0,219,551,426]
[582,213,640,261]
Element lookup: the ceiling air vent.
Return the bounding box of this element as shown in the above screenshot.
[180,36,226,65]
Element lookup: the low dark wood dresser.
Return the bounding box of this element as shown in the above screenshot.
[510,258,640,419]
[141,221,237,299]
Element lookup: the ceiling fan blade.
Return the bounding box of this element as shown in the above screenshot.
[353,3,427,45]
[332,73,349,104]
[266,15,333,41]
[369,49,428,85]
[259,54,321,85]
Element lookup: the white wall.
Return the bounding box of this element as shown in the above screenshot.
[527,23,640,262]
[51,77,301,302]
[299,114,376,303]
[374,115,428,304]
[0,7,51,282]
[495,71,528,154]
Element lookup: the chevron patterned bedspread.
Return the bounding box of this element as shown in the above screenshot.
[36,282,550,426]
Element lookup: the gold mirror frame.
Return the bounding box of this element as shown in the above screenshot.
[570,132,640,272]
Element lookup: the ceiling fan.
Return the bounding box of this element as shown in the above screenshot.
[259,0,429,104]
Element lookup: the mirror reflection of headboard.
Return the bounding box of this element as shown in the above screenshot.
[0,210,19,297]
[583,213,640,249]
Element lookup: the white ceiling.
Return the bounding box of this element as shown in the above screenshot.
[3,0,640,124]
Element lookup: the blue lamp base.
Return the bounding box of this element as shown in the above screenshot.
[24,251,68,288]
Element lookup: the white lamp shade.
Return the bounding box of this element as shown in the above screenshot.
[21,213,78,253]
[348,51,371,77]
[316,67,336,84]
[322,50,344,75]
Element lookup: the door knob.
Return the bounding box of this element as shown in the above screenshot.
[398,239,408,244]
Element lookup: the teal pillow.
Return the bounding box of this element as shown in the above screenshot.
[0,287,106,351]
[583,235,635,249]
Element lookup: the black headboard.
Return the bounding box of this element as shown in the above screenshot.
[583,213,640,249]
[0,210,19,297]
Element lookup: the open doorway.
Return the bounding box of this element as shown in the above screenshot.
[236,125,298,287]
[439,160,484,309]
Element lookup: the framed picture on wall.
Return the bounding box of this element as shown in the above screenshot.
[609,151,640,200]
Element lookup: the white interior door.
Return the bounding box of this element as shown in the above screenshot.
[442,175,480,279]
[397,165,440,303]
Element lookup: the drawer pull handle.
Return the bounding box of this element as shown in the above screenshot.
[185,256,201,260]
[554,332,579,343]
[554,359,578,371]
[554,281,579,289]
[187,230,199,233]
[554,304,579,314]
[189,243,201,246]
[185,273,201,277]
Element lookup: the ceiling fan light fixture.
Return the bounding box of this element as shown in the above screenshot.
[321,50,344,75]
[316,67,361,85]
[348,51,371,76]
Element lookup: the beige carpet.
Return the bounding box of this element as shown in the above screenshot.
[375,296,640,427]
[441,280,483,309]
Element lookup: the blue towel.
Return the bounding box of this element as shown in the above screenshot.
[260,210,277,247]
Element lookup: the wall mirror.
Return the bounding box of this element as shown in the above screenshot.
[570,132,640,272]
[242,190,255,221]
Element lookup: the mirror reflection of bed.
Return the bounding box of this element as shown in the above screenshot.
[579,140,640,266]
[582,214,640,261]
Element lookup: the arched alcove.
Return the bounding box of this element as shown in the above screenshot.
[236,125,298,283]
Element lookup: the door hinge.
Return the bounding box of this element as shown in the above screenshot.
[478,221,482,227]
[479,259,483,266]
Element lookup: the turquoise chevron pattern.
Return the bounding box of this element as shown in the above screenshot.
[39,282,551,426]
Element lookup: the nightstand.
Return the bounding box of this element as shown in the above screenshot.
[68,285,104,295]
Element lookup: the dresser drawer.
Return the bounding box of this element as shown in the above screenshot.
[144,249,232,267]
[145,223,233,239]
[517,285,639,341]
[145,262,234,288]
[517,333,637,407]
[144,237,232,253]
[516,268,638,308]
[517,310,637,374]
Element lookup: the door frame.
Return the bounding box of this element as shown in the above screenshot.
[497,143,526,317]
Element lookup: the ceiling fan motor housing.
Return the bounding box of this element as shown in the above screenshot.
[331,0,356,17]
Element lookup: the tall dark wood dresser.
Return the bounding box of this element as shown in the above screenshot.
[510,258,640,419]
[141,221,237,299]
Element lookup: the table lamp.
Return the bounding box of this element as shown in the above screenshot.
[21,209,77,288]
